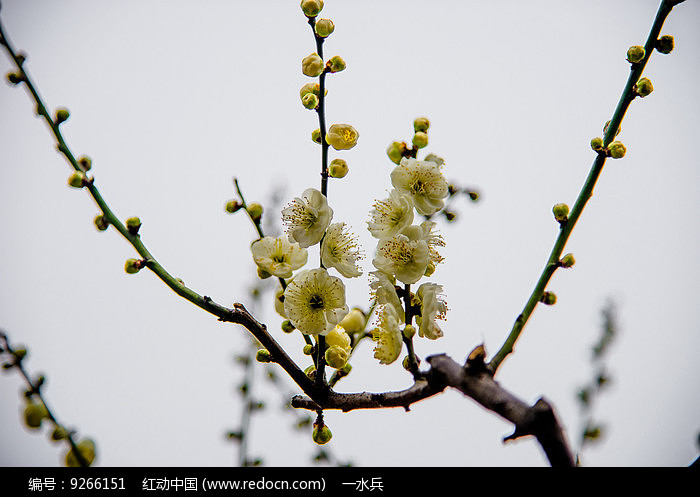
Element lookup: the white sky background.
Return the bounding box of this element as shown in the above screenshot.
[0,0,698,467]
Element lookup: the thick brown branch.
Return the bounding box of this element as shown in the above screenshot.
[292,353,574,467]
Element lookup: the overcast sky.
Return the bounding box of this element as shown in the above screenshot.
[1,0,698,467]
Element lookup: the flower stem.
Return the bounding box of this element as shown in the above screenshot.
[488,0,681,374]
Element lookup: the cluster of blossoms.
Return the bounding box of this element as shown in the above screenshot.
[367,118,449,365]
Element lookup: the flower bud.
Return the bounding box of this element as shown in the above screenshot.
[303,344,315,355]
[386,141,406,165]
[302,92,319,110]
[65,438,96,467]
[338,308,365,333]
[23,401,48,429]
[94,214,109,231]
[329,158,348,178]
[67,171,87,188]
[590,136,604,151]
[299,82,316,98]
[314,18,334,38]
[634,77,653,98]
[225,200,242,213]
[607,141,626,159]
[255,349,271,363]
[300,0,324,18]
[6,72,23,85]
[50,425,68,442]
[413,117,430,133]
[325,326,351,351]
[412,131,428,149]
[54,108,70,124]
[326,124,359,150]
[326,55,346,73]
[124,258,144,274]
[325,345,349,369]
[13,347,27,360]
[247,202,263,222]
[311,128,322,144]
[304,365,316,380]
[626,45,645,63]
[655,35,674,54]
[560,253,576,268]
[126,216,141,235]
[552,203,570,222]
[302,53,324,77]
[281,320,296,333]
[444,211,456,222]
[77,156,92,172]
[540,291,557,305]
[312,422,332,445]
[403,324,416,339]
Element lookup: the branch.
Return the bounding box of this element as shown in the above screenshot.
[488,0,683,373]
[292,351,575,467]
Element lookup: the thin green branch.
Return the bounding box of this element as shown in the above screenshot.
[0,330,91,467]
[488,0,681,374]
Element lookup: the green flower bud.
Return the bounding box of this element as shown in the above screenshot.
[124,258,144,274]
[590,136,604,151]
[255,349,271,363]
[552,203,570,222]
[338,308,366,333]
[304,365,316,380]
[302,92,319,110]
[634,77,653,98]
[607,140,626,159]
[67,171,87,188]
[424,153,444,166]
[325,345,349,369]
[403,324,416,340]
[413,117,430,133]
[225,200,242,213]
[94,214,109,231]
[23,401,48,429]
[300,0,324,18]
[311,128,322,144]
[325,327,351,351]
[126,216,141,235]
[65,438,96,467]
[312,423,332,445]
[247,202,263,222]
[303,344,315,355]
[328,158,348,178]
[560,253,576,268]
[412,131,429,149]
[626,45,645,63]
[77,155,92,172]
[314,18,334,38]
[55,108,70,124]
[300,82,316,98]
[6,72,23,85]
[386,141,406,165]
[326,55,346,73]
[302,53,324,77]
[281,320,296,333]
[655,35,674,54]
[540,291,557,305]
[50,425,69,442]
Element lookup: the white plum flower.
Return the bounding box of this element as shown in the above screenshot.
[283,268,348,335]
[368,270,405,323]
[367,189,415,239]
[372,304,404,365]
[390,157,449,216]
[418,220,445,271]
[372,227,430,284]
[250,235,308,279]
[415,282,447,340]
[282,188,333,248]
[321,222,363,278]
